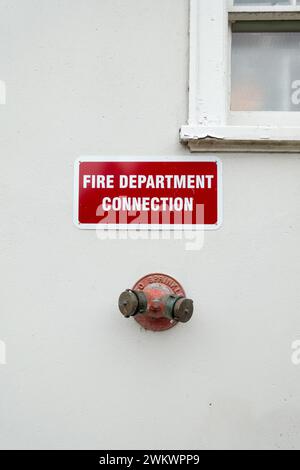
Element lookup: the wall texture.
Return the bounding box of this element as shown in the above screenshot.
[0,0,300,450]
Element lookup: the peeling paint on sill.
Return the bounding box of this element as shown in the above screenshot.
[180,125,300,153]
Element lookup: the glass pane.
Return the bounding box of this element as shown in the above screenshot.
[234,1,291,5]
[231,24,300,111]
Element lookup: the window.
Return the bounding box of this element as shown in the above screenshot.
[231,22,300,112]
[180,0,300,152]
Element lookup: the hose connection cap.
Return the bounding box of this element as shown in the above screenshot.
[173,298,194,323]
[118,290,147,318]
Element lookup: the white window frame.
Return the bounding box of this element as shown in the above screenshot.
[180,0,300,152]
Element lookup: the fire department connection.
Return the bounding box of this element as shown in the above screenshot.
[83,173,215,212]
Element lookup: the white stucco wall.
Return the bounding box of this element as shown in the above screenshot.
[0,0,300,450]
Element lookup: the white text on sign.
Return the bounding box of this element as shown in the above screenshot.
[83,174,215,190]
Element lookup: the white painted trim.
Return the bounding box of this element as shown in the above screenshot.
[181,0,300,153]
[188,0,228,127]
[73,156,223,231]
[188,0,199,126]
[181,125,300,141]
[229,11,300,20]
[229,6,300,14]
[181,125,300,152]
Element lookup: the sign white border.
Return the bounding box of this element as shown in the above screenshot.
[73,156,223,231]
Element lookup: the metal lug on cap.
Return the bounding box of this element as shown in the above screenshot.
[165,295,182,320]
[135,291,148,315]
[173,298,194,323]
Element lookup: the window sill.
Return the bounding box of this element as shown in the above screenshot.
[180,125,300,153]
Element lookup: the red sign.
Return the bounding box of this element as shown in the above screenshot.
[74,157,222,230]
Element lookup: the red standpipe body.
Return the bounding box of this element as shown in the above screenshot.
[133,273,186,332]
[118,273,194,332]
